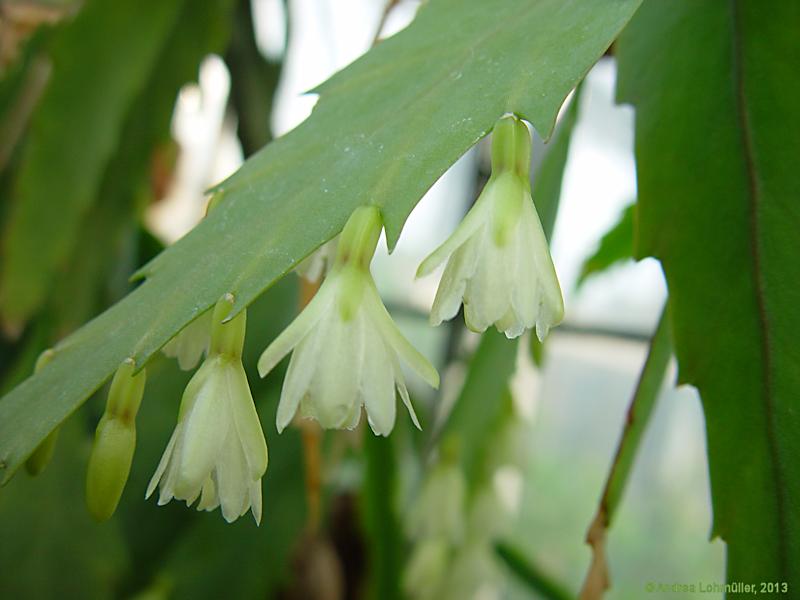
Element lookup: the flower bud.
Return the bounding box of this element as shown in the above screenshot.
[86,359,146,521]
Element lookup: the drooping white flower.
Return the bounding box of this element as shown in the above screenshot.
[258,206,439,436]
[147,295,268,524]
[161,309,212,370]
[417,115,564,341]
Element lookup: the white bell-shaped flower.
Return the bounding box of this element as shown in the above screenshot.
[258,206,439,436]
[147,294,268,524]
[417,115,564,341]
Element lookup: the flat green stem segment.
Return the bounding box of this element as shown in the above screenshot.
[579,305,671,598]
[617,0,800,584]
[495,542,573,600]
[0,0,642,482]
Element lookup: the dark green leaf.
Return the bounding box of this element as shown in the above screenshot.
[617,0,800,584]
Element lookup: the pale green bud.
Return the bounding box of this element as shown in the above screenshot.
[86,359,146,521]
[209,293,246,358]
[334,205,382,271]
[490,114,531,179]
[25,349,59,476]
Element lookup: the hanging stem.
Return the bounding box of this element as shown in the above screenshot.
[579,303,672,599]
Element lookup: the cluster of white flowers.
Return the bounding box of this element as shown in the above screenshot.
[77,114,562,526]
[403,408,533,600]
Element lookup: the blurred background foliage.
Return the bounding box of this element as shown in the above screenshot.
[0,0,797,599]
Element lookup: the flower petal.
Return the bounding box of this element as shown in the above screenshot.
[361,321,397,436]
[395,371,422,430]
[305,305,364,428]
[416,189,493,278]
[226,362,268,479]
[146,428,178,499]
[249,480,263,525]
[276,313,330,433]
[521,196,564,340]
[257,279,334,377]
[364,283,439,389]
[162,310,212,370]
[429,232,481,327]
[175,364,230,496]
[196,476,220,511]
[214,429,250,523]
[463,224,514,333]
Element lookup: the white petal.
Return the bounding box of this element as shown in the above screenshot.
[249,480,263,525]
[305,305,364,428]
[429,232,481,327]
[257,280,335,377]
[363,283,439,390]
[276,313,330,433]
[146,429,178,499]
[463,225,514,333]
[521,196,564,340]
[395,371,421,430]
[162,311,212,370]
[361,322,396,436]
[176,364,230,496]
[416,190,493,278]
[508,209,539,333]
[226,362,268,479]
[197,476,220,511]
[214,431,250,523]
